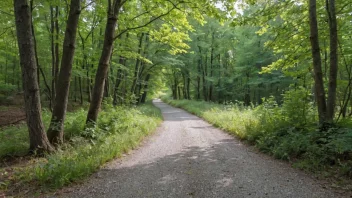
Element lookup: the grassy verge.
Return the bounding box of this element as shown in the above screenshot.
[162,97,352,185]
[1,102,162,196]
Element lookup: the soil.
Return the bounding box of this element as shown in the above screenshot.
[0,106,26,128]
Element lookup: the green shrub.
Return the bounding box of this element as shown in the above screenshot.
[1,102,162,190]
[30,103,162,188]
[163,96,352,178]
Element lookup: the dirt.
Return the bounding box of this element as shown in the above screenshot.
[0,106,26,128]
[51,100,351,198]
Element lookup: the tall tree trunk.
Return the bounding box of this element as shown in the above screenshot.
[30,1,52,107]
[202,58,207,101]
[50,5,56,107]
[196,47,201,100]
[54,6,60,95]
[113,68,123,105]
[113,57,125,105]
[14,0,53,154]
[209,33,215,101]
[326,0,338,122]
[86,0,122,125]
[187,74,191,100]
[140,73,151,104]
[79,75,83,105]
[130,33,144,95]
[309,0,327,125]
[47,0,81,145]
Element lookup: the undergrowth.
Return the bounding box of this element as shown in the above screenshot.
[162,89,352,181]
[1,101,162,194]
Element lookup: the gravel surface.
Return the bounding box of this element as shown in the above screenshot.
[56,99,347,198]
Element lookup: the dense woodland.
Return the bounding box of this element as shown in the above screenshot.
[1,0,352,194]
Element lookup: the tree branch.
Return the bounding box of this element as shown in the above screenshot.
[114,1,184,40]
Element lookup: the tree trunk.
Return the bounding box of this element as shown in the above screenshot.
[31,1,52,108]
[130,33,144,95]
[140,73,151,104]
[54,6,60,96]
[309,0,327,125]
[326,0,338,122]
[79,75,83,104]
[50,6,56,105]
[202,60,207,101]
[113,57,125,105]
[14,0,53,154]
[47,0,81,145]
[86,0,122,125]
[209,32,215,101]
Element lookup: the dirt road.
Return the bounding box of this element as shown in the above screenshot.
[61,100,344,198]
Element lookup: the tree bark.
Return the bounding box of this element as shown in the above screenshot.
[14,0,53,154]
[47,0,81,145]
[54,6,60,97]
[209,32,215,101]
[50,5,56,107]
[130,33,145,95]
[113,56,126,105]
[326,0,338,122]
[86,0,122,125]
[309,0,327,125]
[31,1,52,107]
[140,73,151,104]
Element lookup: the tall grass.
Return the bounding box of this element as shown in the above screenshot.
[162,95,352,179]
[1,102,162,192]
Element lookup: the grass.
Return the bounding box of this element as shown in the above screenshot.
[162,96,352,184]
[0,101,162,195]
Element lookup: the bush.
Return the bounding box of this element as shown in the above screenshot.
[163,95,352,179]
[30,103,162,188]
[1,102,162,191]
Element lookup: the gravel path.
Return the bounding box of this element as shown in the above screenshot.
[58,100,346,198]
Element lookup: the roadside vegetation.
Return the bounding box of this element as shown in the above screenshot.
[162,95,352,184]
[1,0,351,196]
[0,102,162,196]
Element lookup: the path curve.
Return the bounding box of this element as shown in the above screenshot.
[59,100,345,198]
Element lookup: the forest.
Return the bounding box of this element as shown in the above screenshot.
[0,0,352,196]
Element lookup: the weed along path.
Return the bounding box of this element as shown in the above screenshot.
[60,100,344,198]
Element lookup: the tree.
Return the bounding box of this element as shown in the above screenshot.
[47,0,82,144]
[86,0,123,125]
[325,0,338,122]
[308,0,338,125]
[14,0,53,153]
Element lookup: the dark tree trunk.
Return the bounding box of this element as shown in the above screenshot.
[197,61,200,100]
[47,0,81,145]
[54,6,60,95]
[187,74,191,100]
[202,62,207,101]
[86,0,122,125]
[309,0,327,125]
[113,56,125,105]
[14,0,53,154]
[50,5,56,106]
[140,74,151,104]
[79,75,83,104]
[326,0,338,122]
[178,86,181,100]
[113,69,123,105]
[209,33,215,101]
[30,1,51,107]
[182,73,187,99]
[130,33,144,95]
[104,73,110,98]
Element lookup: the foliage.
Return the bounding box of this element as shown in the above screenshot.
[1,103,162,191]
[162,96,352,179]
